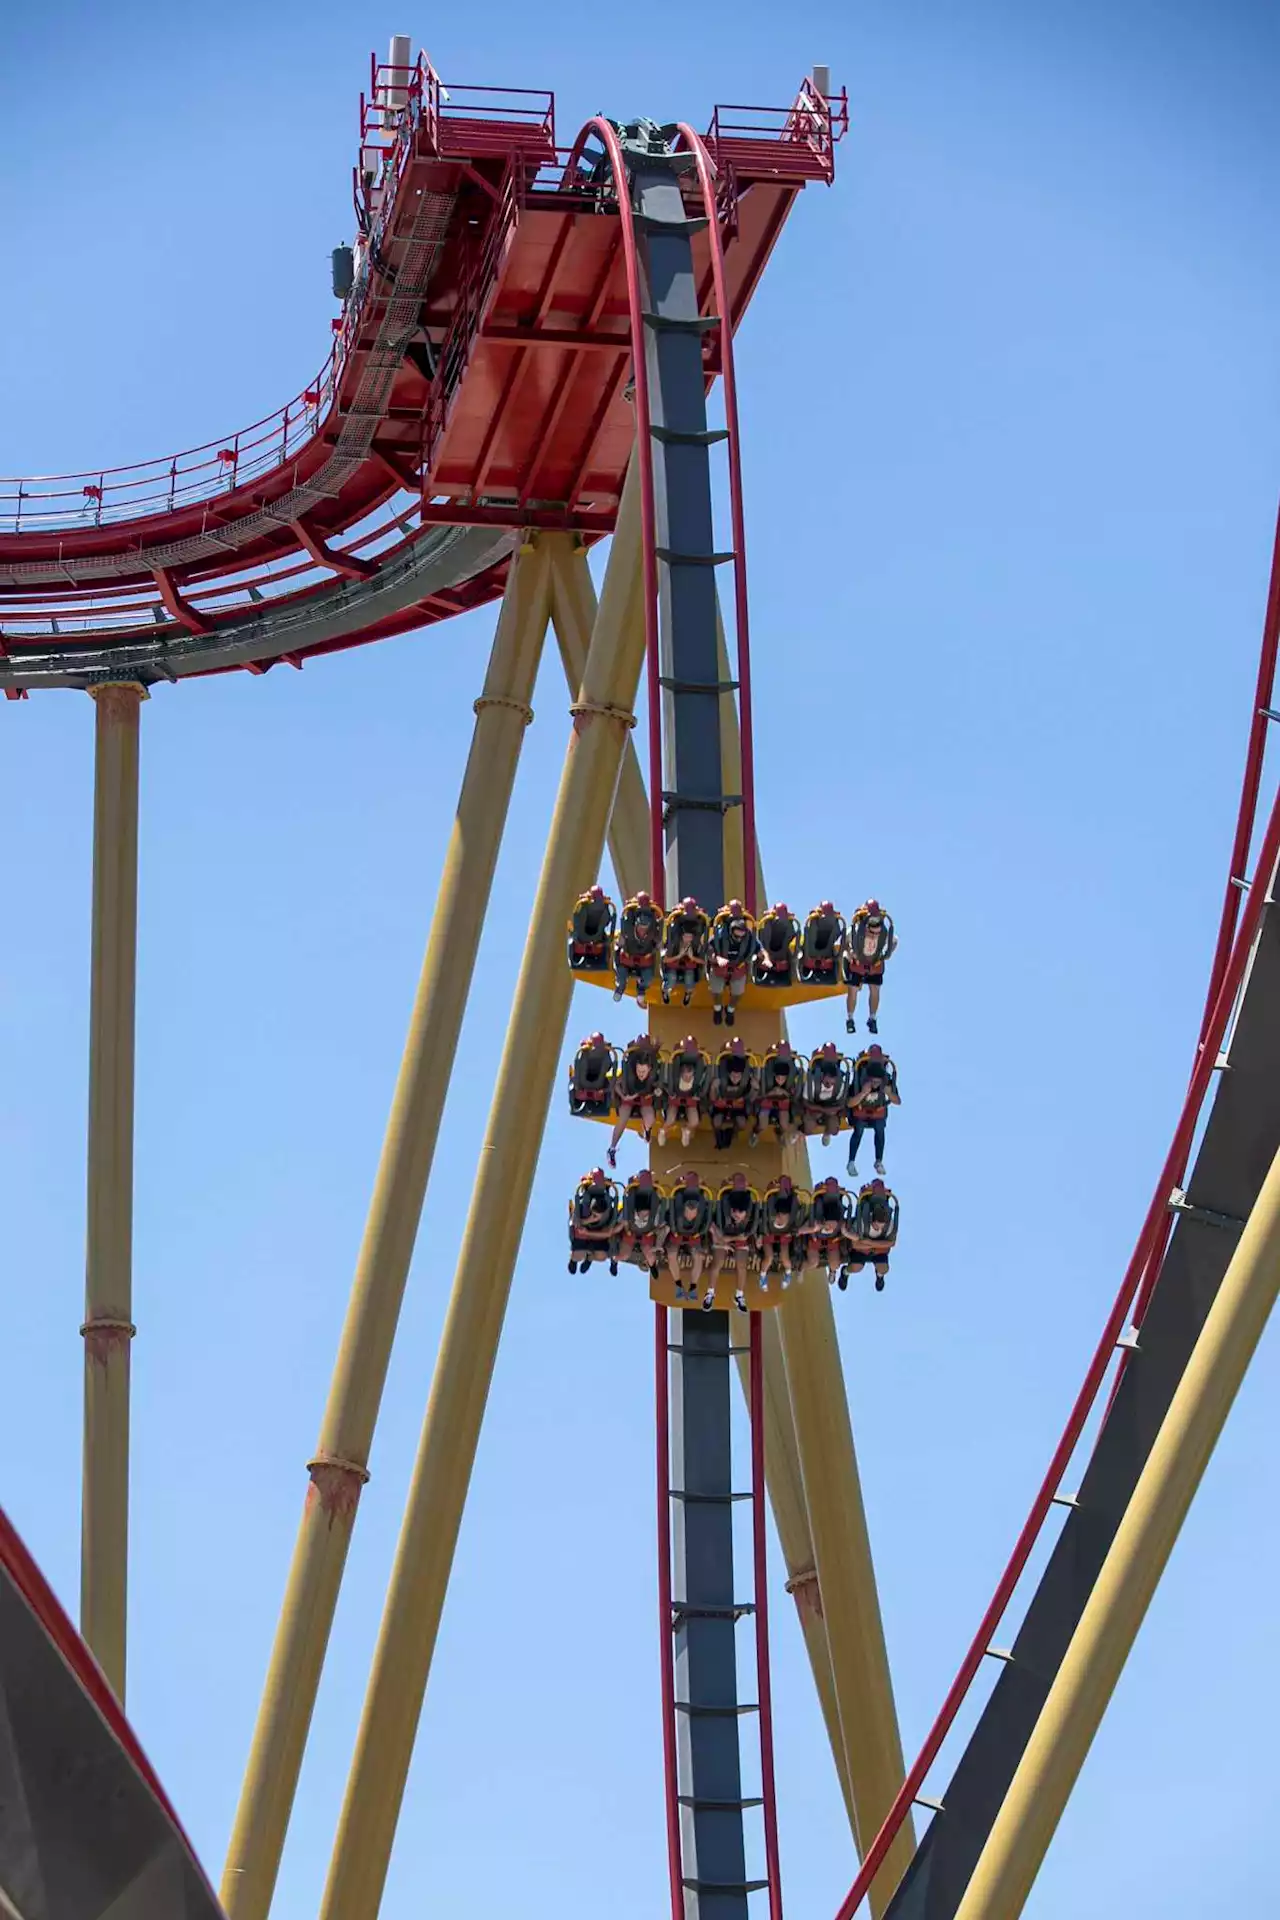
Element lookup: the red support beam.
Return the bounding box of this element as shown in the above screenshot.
[289,518,377,581]
[152,566,212,635]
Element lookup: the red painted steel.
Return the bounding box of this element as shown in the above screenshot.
[0,1501,217,1895]
[1110,495,1280,1405]
[834,736,1280,1918]
[677,124,760,915]
[656,1303,685,1920]
[1,63,837,681]
[750,1314,785,1920]
[582,115,667,905]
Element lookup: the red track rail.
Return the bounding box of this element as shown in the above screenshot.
[677,124,760,915]
[835,500,1280,1918]
[582,116,668,904]
[655,1305,685,1920]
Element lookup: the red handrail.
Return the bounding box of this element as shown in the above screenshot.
[655,1304,685,1920]
[676,124,759,915]
[750,1314,785,1920]
[835,654,1280,1917]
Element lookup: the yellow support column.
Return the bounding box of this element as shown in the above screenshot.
[221,539,554,1920]
[548,536,650,902]
[775,1218,913,1911]
[318,471,646,1920]
[954,1139,1280,1920]
[82,680,146,1705]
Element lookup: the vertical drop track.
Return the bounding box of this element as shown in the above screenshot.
[589,116,780,1920]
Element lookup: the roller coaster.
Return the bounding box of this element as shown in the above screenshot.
[3,36,1279,1920]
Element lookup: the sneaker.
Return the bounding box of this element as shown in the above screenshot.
[847,1160,858,1178]
[607,1147,617,1169]
[822,1131,832,1147]
[867,1016,879,1034]
[734,1290,746,1312]
[725,1006,736,1027]
[661,986,672,1005]
[568,1258,578,1274]
[846,1016,856,1034]
[837,1268,849,1291]
[875,1273,886,1292]
[702,1289,715,1311]
[683,989,694,1007]
[656,1127,667,1146]
[612,987,624,1002]
[609,1258,619,1276]
[874,1160,886,1176]
[713,1005,723,1026]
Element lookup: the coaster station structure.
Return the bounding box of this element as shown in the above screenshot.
[3,36,1280,1920]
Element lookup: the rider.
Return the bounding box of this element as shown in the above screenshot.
[568,1032,616,1119]
[618,1168,667,1275]
[661,897,710,1007]
[752,1040,803,1147]
[760,1173,807,1288]
[607,1033,665,1168]
[752,902,800,989]
[613,891,663,1007]
[844,899,896,1034]
[665,1170,714,1301]
[708,899,757,1025]
[843,1178,899,1292]
[662,1036,710,1149]
[845,1044,900,1179]
[567,1168,621,1275]
[566,884,616,972]
[709,1037,756,1152]
[803,1042,853,1146]
[800,1174,854,1280]
[798,901,847,984]
[710,1172,757,1312]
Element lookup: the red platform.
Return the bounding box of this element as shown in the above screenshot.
[0,59,845,684]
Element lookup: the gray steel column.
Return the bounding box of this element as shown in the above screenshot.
[622,122,751,1920]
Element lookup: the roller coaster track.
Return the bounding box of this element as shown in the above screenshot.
[589,109,783,1919]
[837,500,1280,1917]
[0,1503,223,1918]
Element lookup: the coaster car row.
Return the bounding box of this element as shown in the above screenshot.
[568,1169,900,1302]
[567,1032,900,1158]
[566,888,896,1019]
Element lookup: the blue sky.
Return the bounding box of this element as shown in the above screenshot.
[2,3,1279,1916]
